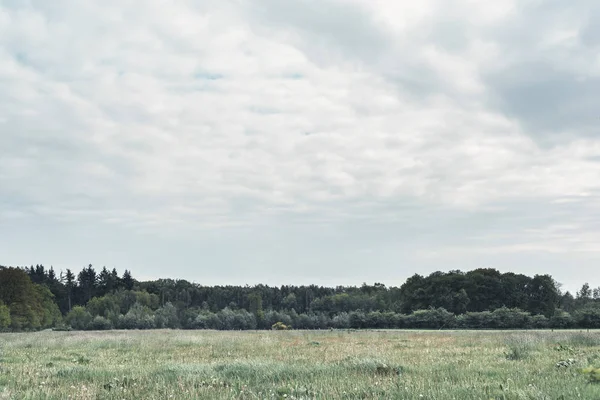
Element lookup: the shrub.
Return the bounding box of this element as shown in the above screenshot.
[88,316,113,330]
[194,312,220,330]
[580,367,600,384]
[332,312,350,329]
[406,308,455,329]
[66,306,93,330]
[272,321,290,330]
[295,313,317,329]
[574,308,600,329]
[457,311,493,329]
[549,311,574,329]
[349,311,367,329]
[117,303,156,329]
[217,308,256,330]
[531,314,549,329]
[489,307,531,329]
[154,302,179,329]
[263,311,293,330]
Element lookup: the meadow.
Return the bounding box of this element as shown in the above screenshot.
[1,329,600,399]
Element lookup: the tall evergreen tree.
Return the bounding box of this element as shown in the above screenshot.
[48,267,57,283]
[78,265,97,303]
[64,269,75,311]
[122,270,134,290]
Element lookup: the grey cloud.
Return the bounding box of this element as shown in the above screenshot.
[476,0,600,143]
[580,5,600,46]
[485,65,600,143]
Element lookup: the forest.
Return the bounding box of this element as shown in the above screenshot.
[1,264,599,331]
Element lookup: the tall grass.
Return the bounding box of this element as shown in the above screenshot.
[504,334,541,360]
[0,329,599,399]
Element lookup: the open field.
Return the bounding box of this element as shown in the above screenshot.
[1,330,600,399]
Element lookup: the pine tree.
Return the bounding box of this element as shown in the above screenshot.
[48,267,56,283]
[122,270,134,290]
[65,269,75,311]
[78,265,97,303]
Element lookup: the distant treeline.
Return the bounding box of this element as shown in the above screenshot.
[1,265,599,331]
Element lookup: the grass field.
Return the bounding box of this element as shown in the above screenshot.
[1,329,600,399]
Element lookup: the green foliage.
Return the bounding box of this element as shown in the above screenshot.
[118,302,156,329]
[247,292,263,316]
[88,316,113,330]
[193,311,221,329]
[2,263,600,332]
[66,306,93,330]
[263,311,293,330]
[0,267,45,330]
[550,310,575,328]
[86,295,120,319]
[399,269,560,316]
[217,308,256,330]
[34,284,63,328]
[406,308,454,329]
[0,301,10,330]
[282,293,297,310]
[574,308,600,329]
[154,302,179,329]
[580,367,600,384]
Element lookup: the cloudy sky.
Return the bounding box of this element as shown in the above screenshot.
[1,0,599,292]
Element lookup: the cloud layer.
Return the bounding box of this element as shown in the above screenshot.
[1,0,600,291]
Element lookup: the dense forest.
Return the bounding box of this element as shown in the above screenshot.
[1,264,600,331]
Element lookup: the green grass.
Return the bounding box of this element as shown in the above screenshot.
[1,330,600,399]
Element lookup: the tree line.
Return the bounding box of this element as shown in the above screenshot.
[1,265,600,331]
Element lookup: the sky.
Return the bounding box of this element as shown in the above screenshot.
[1,0,599,293]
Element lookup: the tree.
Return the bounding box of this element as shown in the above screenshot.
[35,284,62,328]
[0,267,36,305]
[47,267,57,283]
[526,274,560,317]
[122,270,134,291]
[577,283,592,300]
[98,267,111,296]
[248,292,264,327]
[575,308,600,329]
[453,289,470,314]
[0,267,48,330]
[560,291,576,312]
[78,264,97,302]
[282,293,297,310]
[64,269,76,312]
[86,295,120,323]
